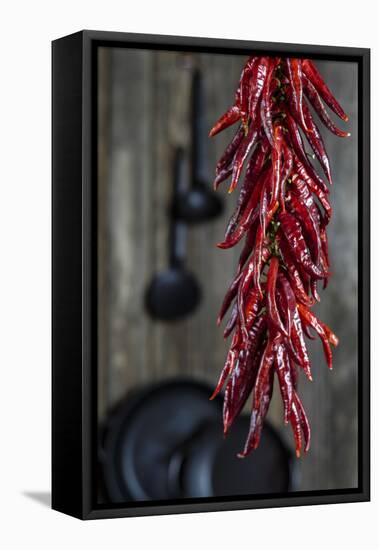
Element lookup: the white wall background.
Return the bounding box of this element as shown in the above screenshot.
[0,1,376,548]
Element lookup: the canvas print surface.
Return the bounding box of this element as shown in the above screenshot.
[95,47,358,505]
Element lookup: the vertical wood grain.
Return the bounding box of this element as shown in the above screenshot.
[97,50,358,491]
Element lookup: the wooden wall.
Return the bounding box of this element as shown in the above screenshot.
[97,47,358,492]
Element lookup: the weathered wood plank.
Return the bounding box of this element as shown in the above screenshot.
[97,51,358,492]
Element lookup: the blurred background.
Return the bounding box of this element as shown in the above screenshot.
[97,47,358,503]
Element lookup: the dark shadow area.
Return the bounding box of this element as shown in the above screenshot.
[23,491,51,508]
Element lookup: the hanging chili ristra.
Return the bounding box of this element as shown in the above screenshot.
[210,56,348,457]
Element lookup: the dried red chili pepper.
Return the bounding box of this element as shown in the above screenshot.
[223,316,267,433]
[298,303,338,370]
[260,59,277,146]
[279,212,328,280]
[223,302,238,339]
[224,139,269,238]
[237,222,259,273]
[239,285,263,342]
[278,232,315,307]
[285,58,309,132]
[275,340,293,423]
[217,172,264,249]
[303,74,350,138]
[216,269,243,326]
[285,110,329,194]
[302,59,349,122]
[291,306,312,380]
[277,272,297,333]
[209,55,349,457]
[293,158,333,222]
[267,257,289,337]
[279,143,293,211]
[239,57,257,129]
[249,57,271,119]
[214,126,245,183]
[301,101,333,185]
[293,390,311,453]
[209,105,240,137]
[287,190,322,264]
[228,116,262,194]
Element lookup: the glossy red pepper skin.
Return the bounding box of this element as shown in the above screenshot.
[239,58,257,128]
[244,287,263,330]
[291,307,312,380]
[239,333,279,456]
[275,285,290,336]
[292,173,322,225]
[293,158,332,222]
[237,221,258,274]
[289,399,303,457]
[301,101,333,185]
[277,272,297,333]
[223,302,238,339]
[260,59,276,146]
[245,221,273,299]
[223,316,267,433]
[270,124,284,213]
[293,391,311,452]
[288,190,322,265]
[238,364,274,457]
[289,353,298,390]
[249,57,271,119]
[258,166,271,233]
[285,58,308,131]
[302,59,349,122]
[279,143,293,211]
[275,341,293,423]
[240,236,271,296]
[278,232,315,307]
[216,198,258,249]
[228,116,261,193]
[218,171,267,249]
[321,319,339,347]
[209,105,240,137]
[216,270,243,326]
[253,334,277,420]
[286,88,333,185]
[210,330,240,400]
[303,74,350,138]
[275,289,304,367]
[319,223,330,268]
[213,165,233,190]
[284,110,329,195]
[310,278,320,302]
[279,212,328,280]
[224,139,268,238]
[215,126,245,177]
[266,257,289,337]
[239,285,262,342]
[298,303,336,370]
[238,239,271,322]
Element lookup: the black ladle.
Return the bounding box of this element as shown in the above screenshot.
[145,148,201,321]
[174,69,223,224]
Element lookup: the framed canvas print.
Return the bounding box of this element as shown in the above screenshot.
[52,30,370,520]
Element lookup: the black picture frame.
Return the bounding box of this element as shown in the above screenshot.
[52,30,370,520]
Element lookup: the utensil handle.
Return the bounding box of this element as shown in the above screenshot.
[190,69,207,185]
[169,148,188,268]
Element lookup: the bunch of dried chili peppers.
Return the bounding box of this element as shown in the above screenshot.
[210,57,349,457]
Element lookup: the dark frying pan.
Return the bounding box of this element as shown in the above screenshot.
[100,379,297,502]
